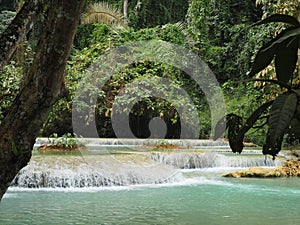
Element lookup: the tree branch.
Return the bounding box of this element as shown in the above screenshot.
[0,0,46,70]
[239,100,274,137]
[234,78,292,90]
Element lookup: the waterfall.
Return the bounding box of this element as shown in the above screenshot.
[35,138,230,148]
[146,152,284,169]
[146,152,218,169]
[12,169,181,188]
[11,155,181,188]
[12,139,287,188]
[12,151,285,188]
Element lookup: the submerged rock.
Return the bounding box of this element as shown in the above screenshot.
[223,160,300,178]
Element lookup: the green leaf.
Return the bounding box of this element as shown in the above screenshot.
[227,114,244,153]
[263,92,298,157]
[232,101,274,155]
[214,113,242,141]
[228,137,244,154]
[251,14,300,27]
[286,116,300,142]
[269,93,297,140]
[248,27,300,77]
[248,40,277,77]
[263,136,283,160]
[12,142,18,156]
[214,114,244,153]
[263,27,300,53]
[275,37,298,83]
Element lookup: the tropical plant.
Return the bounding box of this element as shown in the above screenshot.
[252,0,299,96]
[81,1,126,28]
[46,133,82,149]
[215,14,300,159]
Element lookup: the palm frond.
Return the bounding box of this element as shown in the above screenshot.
[82,2,125,28]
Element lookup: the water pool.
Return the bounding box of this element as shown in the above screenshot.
[0,146,299,225]
[1,171,299,225]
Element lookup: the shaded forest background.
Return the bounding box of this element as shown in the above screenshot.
[0,0,298,145]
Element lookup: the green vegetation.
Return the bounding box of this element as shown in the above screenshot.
[1,0,299,153]
[38,133,84,151]
[215,13,300,158]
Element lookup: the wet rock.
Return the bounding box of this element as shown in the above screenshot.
[223,160,300,178]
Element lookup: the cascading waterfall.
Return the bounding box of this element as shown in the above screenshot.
[35,138,230,148]
[147,152,284,169]
[12,151,285,188]
[11,154,182,188]
[12,139,287,188]
[12,169,181,188]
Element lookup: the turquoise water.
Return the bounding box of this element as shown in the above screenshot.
[1,173,300,225]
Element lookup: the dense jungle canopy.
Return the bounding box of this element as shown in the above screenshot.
[0,0,299,143]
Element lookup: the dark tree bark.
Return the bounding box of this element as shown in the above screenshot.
[0,0,86,200]
[0,0,47,70]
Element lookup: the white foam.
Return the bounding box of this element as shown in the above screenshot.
[2,193,18,199]
[7,175,233,193]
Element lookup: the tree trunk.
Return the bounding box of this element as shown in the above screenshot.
[0,0,86,201]
[135,0,142,15]
[0,0,47,70]
[123,0,128,23]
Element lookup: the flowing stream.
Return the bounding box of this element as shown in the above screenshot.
[0,139,299,225]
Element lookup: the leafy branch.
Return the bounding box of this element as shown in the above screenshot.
[216,14,300,158]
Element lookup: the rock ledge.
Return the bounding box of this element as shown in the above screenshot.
[223,160,300,178]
